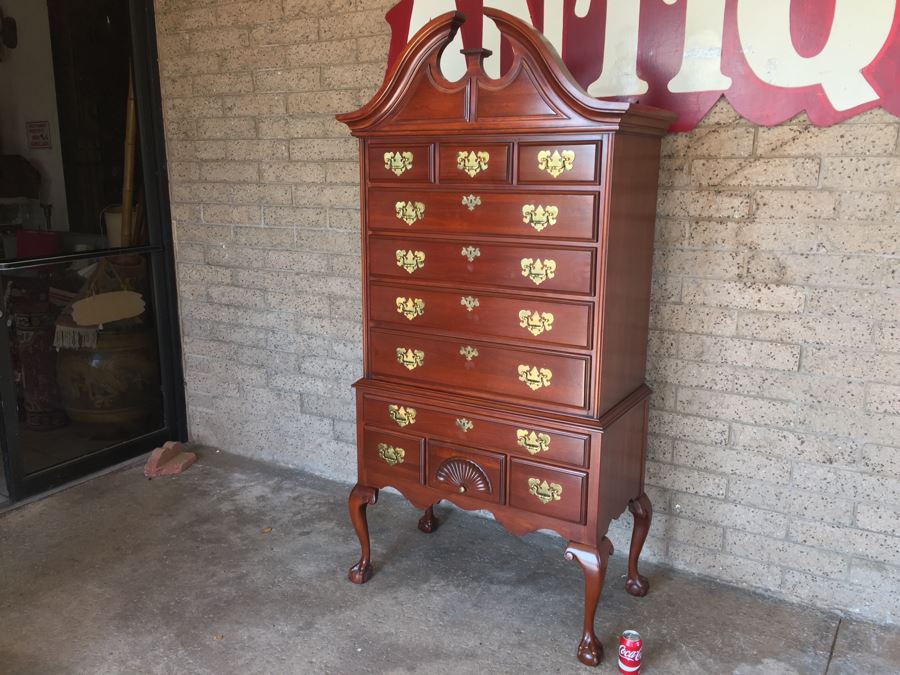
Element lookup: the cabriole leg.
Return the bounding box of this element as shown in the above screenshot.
[417,504,438,533]
[347,483,378,584]
[564,537,614,667]
[625,493,652,597]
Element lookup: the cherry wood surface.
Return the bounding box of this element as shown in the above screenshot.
[361,392,591,467]
[368,236,597,296]
[367,327,591,412]
[367,189,600,241]
[338,8,673,667]
[369,283,595,350]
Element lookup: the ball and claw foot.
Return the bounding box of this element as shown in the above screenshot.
[417,505,438,533]
[348,561,373,585]
[625,573,650,598]
[576,632,603,667]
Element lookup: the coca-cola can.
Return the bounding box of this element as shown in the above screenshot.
[618,630,642,674]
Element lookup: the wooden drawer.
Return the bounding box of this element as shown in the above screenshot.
[508,458,587,524]
[518,142,600,184]
[368,329,591,412]
[362,428,424,484]
[368,143,433,182]
[368,237,596,296]
[427,442,505,504]
[367,189,598,241]
[438,143,511,183]
[369,283,594,350]
[363,395,590,467]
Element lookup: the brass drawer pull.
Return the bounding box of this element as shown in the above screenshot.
[387,404,416,427]
[460,296,480,312]
[395,200,425,225]
[377,443,405,466]
[522,204,558,232]
[396,347,424,371]
[457,150,490,177]
[396,296,425,320]
[519,310,554,336]
[537,149,575,178]
[396,249,425,274]
[456,418,473,432]
[517,365,552,391]
[461,246,481,263]
[384,151,414,176]
[459,346,479,361]
[521,258,556,285]
[461,194,482,211]
[517,429,551,455]
[528,478,563,504]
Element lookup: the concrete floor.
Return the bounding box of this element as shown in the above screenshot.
[0,452,897,675]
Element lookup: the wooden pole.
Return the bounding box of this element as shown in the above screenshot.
[120,63,137,247]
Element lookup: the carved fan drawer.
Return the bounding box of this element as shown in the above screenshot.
[362,396,590,468]
[368,190,598,241]
[368,329,591,412]
[437,143,512,183]
[369,284,594,350]
[518,142,601,184]
[426,442,505,504]
[508,458,587,524]
[368,237,596,296]
[362,428,424,484]
[368,143,433,182]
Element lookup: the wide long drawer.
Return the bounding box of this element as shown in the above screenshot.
[368,189,598,240]
[369,283,594,350]
[362,394,590,467]
[368,237,596,296]
[368,329,591,412]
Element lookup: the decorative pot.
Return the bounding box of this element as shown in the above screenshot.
[56,330,160,428]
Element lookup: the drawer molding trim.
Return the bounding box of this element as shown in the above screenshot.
[377,443,406,466]
[383,151,414,176]
[528,477,563,504]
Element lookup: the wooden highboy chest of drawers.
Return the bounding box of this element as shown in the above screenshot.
[337,9,674,667]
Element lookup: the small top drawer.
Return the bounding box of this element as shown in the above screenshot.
[518,142,600,184]
[438,143,512,183]
[369,144,433,182]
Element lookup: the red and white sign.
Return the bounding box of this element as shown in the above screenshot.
[26,120,51,149]
[385,0,900,131]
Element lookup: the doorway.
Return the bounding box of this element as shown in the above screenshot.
[0,0,185,502]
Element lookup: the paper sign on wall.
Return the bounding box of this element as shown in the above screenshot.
[26,121,51,149]
[384,0,900,131]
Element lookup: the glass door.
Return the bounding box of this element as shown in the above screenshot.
[0,0,185,502]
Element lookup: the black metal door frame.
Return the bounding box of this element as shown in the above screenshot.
[0,0,186,502]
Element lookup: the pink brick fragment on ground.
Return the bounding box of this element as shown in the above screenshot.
[144,441,197,477]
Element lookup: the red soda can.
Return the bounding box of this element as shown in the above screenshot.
[618,630,642,674]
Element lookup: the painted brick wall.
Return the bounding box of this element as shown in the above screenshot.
[153,0,900,624]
